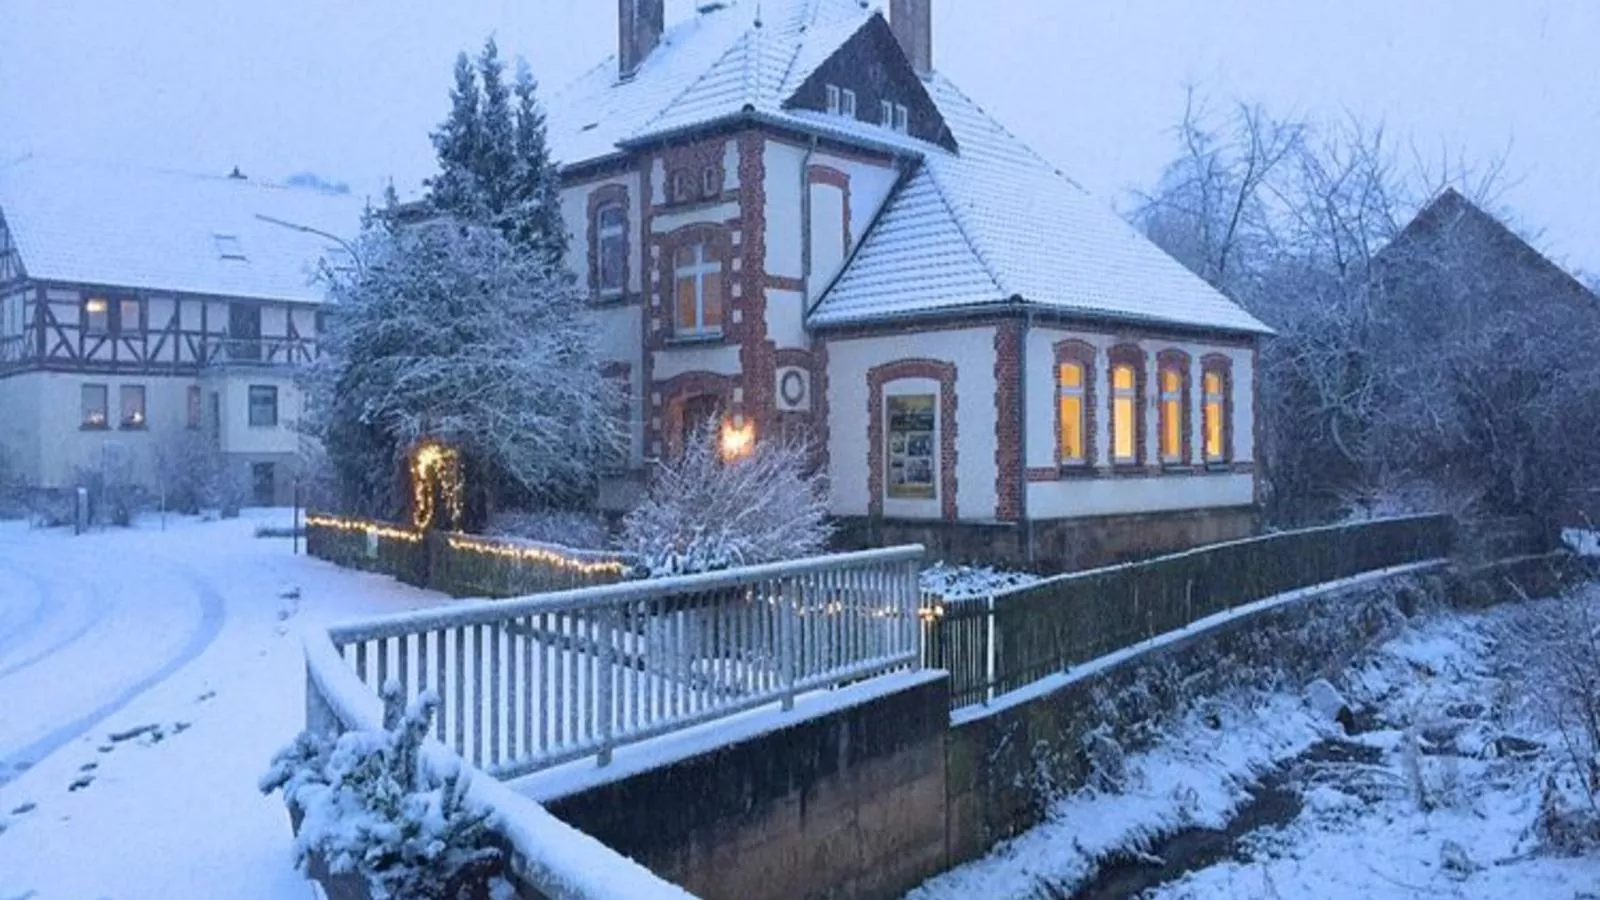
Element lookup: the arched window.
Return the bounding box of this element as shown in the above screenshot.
[595,203,626,298]
[1157,350,1191,465]
[1202,357,1232,464]
[1058,360,1087,465]
[1108,345,1145,466]
[673,242,723,337]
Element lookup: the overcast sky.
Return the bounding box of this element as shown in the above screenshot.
[2,0,1595,275]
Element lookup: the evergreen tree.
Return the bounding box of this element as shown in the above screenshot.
[475,39,518,218]
[510,62,569,271]
[427,53,484,220]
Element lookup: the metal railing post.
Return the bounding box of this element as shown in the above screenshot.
[597,608,617,765]
[780,580,799,711]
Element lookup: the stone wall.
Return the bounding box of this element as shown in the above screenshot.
[544,673,952,900]
[833,505,1258,572]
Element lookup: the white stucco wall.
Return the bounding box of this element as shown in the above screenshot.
[1023,326,1257,518]
[560,170,646,298]
[825,326,999,521]
[762,141,900,294]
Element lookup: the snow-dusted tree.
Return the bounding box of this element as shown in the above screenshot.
[152,428,224,515]
[312,213,619,521]
[261,683,504,899]
[621,427,832,577]
[427,38,567,267]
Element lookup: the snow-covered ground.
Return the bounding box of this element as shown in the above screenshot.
[0,510,453,899]
[908,595,1600,900]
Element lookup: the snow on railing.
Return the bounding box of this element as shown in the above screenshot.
[322,545,926,780]
[302,632,695,900]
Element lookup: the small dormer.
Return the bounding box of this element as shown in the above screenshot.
[784,13,956,152]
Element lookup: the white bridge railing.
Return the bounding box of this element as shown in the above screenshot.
[323,546,925,780]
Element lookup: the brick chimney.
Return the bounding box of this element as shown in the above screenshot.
[619,0,665,80]
[889,0,932,78]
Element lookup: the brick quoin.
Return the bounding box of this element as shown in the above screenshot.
[992,321,1023,521]
[736,130,778,440]
[867,358,958,522]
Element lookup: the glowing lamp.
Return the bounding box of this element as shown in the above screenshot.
[719,420,755,460]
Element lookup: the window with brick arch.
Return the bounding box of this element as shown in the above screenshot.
[595,202,626,298]
[673,242,723,337]
[1111,364,1137,463]
[1157,350,1191,465]
[1058,360,1087,465]
[1202,357,1232,463]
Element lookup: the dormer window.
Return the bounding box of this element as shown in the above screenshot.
[879,101,910,133]
[840,88,857,119]
[880,100,894,127]
[893,103,909,133]
[825,84,841,114]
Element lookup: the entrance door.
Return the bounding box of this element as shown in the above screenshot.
[251,462,275,506]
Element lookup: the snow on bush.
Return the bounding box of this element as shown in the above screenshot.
[620,427,830,577]
[260,682,503,899]
[920,563,1041,600]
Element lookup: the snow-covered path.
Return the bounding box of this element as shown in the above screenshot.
[0,512,453,899]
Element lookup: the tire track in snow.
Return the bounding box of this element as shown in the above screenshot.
[0,580,110,680]
[0,564,226,783]
[0,563,53,661]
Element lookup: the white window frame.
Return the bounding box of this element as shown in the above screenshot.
[1159,365,1185,464]
[893,103,909,133]
[881,99,895,127]
[248,384,279,428]
[596,202,626,298]
[825,84,841,114]
[673,243,723,338]
[1058,361,1087,465]
[840,88,857,118]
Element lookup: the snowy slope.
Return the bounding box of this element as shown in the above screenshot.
[0,511,455,899]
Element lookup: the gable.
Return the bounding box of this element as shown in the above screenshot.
[0,210,21,284]
[783,14,957,152]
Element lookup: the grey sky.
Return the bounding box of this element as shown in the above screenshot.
[2,0,1595,275]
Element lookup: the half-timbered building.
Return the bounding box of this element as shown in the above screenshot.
[0,157,361,505]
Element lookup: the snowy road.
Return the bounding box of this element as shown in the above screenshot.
[0,512,453,899]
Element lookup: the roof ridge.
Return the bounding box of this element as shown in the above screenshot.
[921,162,1009,299]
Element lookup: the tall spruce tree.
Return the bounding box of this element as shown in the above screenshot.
[510,62,569,272]
[427,53,484,219]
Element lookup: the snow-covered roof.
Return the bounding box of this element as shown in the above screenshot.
[545,0,1270,337]
[0,156,367,304]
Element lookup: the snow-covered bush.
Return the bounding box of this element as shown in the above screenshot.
[260,683,503,899]
[919,563,1040,600]
[620,427,830,577]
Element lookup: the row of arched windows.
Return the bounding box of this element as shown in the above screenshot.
[1054,343,1232,470]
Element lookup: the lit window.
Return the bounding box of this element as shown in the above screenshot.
[249,384,278,427]
[596,203,626,297]
[825,84,841,114]
[893,103,909,133]
[120,384,146,429]
[1160,365,1185,463]
[1058,361,1087,464]
[1111,363,1138,464]
[81,384,108,428]
[673,242,723,337]
[84,298,109,336]
[886,393,936,499]
[186,385,202,430]
[117,298,142,335]
[1203,368,1229,462]
[840,88,857,118]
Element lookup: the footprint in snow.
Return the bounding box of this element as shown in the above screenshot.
[10,802,35,815]
[68,775,93,792]
[196,690,216,703]
[79,762,97,773]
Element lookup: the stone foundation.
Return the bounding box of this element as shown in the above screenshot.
[833,505,1259,573]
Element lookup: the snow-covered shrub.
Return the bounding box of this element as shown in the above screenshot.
[260,683,503,899]
[919,563,1041,600]
[621,427,830,577]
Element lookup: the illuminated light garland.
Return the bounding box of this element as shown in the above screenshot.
[410,441,464,532]
[304,514,424,543]
[445,535,630,578]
